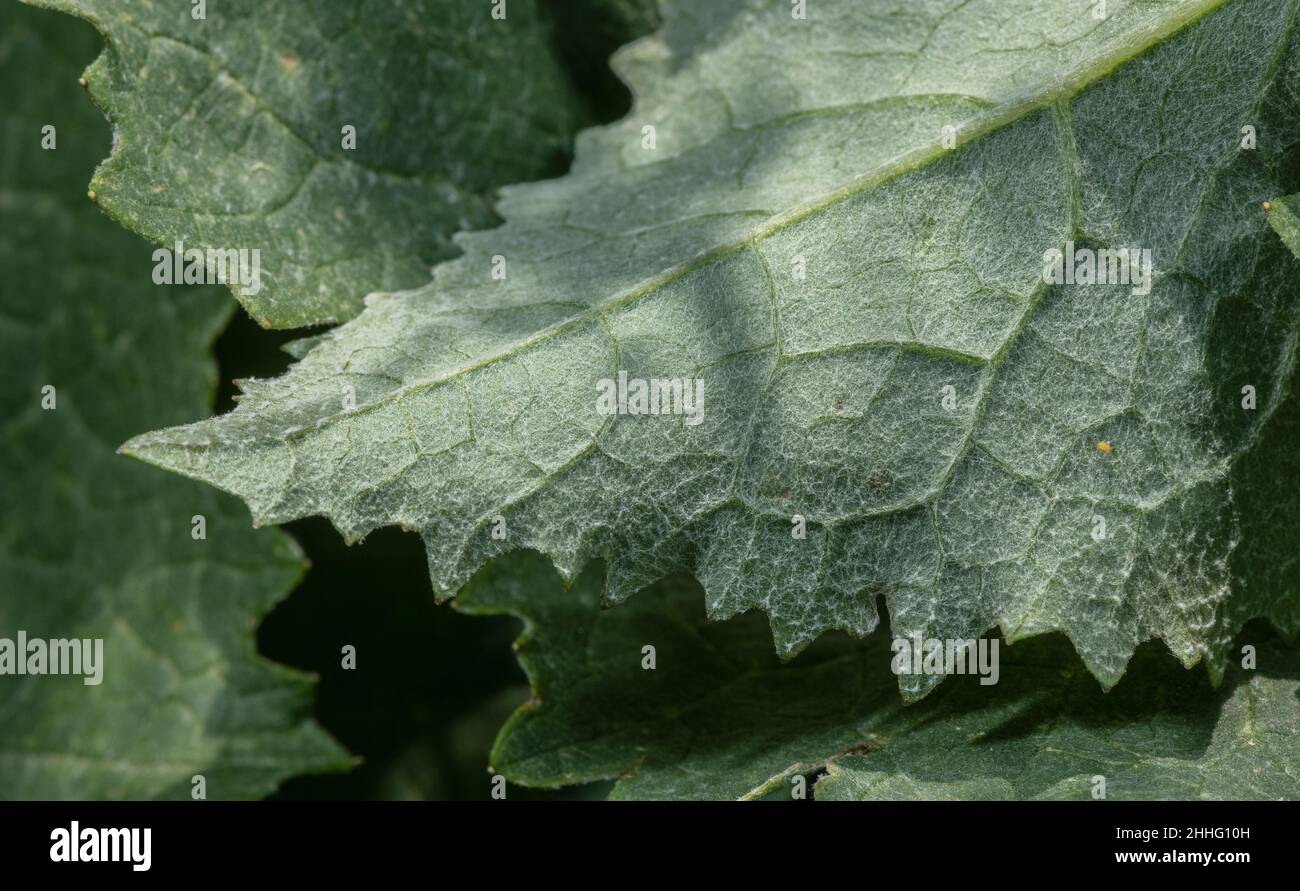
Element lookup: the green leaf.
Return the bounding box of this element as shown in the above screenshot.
[0,3,349,799]
[457,551,897,800]
[1266,194,1300,257]
[126,0,1300,694]
[24,0,585,328]
[814,638,1300,801]
[461,551,1300,801]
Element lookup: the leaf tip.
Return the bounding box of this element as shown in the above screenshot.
[117,435,144,458]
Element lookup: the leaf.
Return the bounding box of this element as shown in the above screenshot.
[814,644,1300,801]
[457,551,899,800]
[814,639,1300,801]
[125,0,1300,695]
[461,551,1300,801]
[24,0,586,328]
[0,3,349,798]
[1266,194,1300,257]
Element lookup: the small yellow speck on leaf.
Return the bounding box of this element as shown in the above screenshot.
[1263,201,1272,212]
[77,76,87,88]
[1097,441,1112,454]
[86,190,96,203]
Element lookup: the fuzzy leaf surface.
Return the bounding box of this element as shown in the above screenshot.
[25,0,585,327]
[1267,194,1300,257]
[127,0,1300,694]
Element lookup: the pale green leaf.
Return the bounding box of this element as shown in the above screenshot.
[24,0,585,327]
[1266,193,1300,257]
[0,3,349,799]
[126,0,1300,695]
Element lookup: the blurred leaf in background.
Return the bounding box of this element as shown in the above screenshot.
[0,2,347,799]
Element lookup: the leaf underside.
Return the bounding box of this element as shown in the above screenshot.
[121,0,1300,698]
[0,3,349,799]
